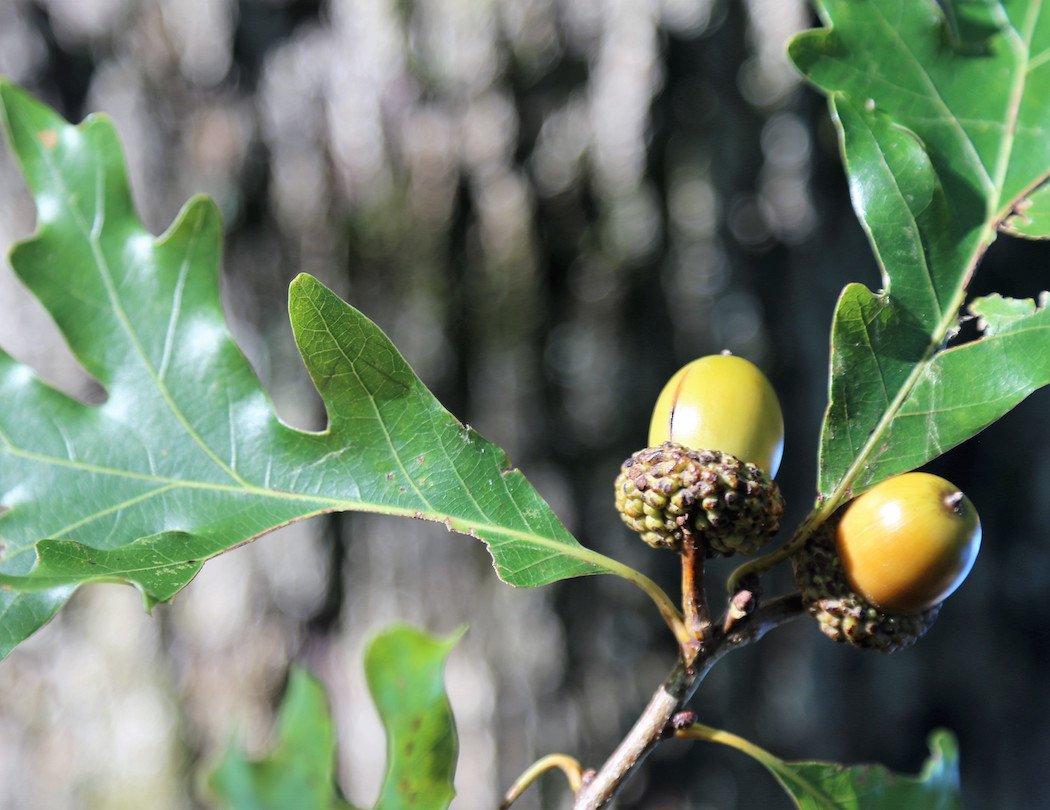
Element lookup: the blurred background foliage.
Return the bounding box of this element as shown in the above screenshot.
[0,0,1048,807]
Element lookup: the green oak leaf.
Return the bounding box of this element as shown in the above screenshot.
[0,80,672,660]
[791,0,1050,503]
[873,293,1050,477]
[767,731,961,810]
[207,624,461,810]
[208,668,356,810]
[0,532,207,610]
[695,725,960,810]
[364,624,462,810]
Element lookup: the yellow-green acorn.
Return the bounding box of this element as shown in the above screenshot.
[615,354,785,556]
[648,354,784,478]
[795,472,981,652]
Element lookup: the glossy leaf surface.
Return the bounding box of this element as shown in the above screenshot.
[0,82,662,659]
[792,0,1050,502]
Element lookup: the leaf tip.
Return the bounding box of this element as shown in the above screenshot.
[140,590,161,614]
[288,273,328,317]
[285,664,324,694]
[0,79,22,135]
[157,193,222,248]
[927,728,959,757]
[0,80,58,129]
[289,272,321,293]
[185,191,222,219]
[0,76,18,104]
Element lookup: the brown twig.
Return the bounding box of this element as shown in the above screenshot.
[680,527,712,660]
[570,593,804,809]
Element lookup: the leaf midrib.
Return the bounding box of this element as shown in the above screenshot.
[0,443,610,567]
[820,1,1044,509]
[869,2,996,196]
[304,290,440,514]
[844,96,941,319]
[769,764,839,809]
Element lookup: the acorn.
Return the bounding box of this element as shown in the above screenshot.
[648,354,784,478]
[795,472,981,652]
[615,355,785,556]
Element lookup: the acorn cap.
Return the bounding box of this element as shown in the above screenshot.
[614,442,784,556]
[794,522,938,653]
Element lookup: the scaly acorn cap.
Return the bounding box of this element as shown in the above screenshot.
[793,522,938,653]
[614,442,784,556]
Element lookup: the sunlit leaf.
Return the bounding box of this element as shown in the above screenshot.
[1002,182,1050,239]
[791,0,1050,502]
[868,293,1050,481]
[968,292,1040,335]
[0,81,669,660]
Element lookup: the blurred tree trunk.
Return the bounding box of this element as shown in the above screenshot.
[1,1,1049,808]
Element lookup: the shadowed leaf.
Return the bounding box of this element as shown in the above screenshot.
[766,731,961,809]
[365,624,462,810]
[208,669,355,810]
[693,725,961,810]
[207,625,461,810]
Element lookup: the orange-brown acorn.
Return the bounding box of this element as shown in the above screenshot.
[795,472,981,651]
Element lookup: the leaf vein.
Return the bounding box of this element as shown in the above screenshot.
[29,135,249,488]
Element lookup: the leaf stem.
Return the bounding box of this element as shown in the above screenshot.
[726,507,827,592]
[728,222,1004,594]
[674,722,782,770]
[723,110,1050,592]
[499,753,584,808]
[675,720,839,806]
